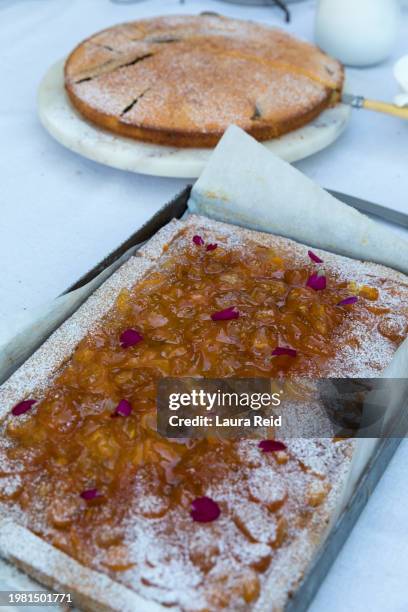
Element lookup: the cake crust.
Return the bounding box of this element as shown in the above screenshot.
[0,216,407,611]
[64,15,344,148]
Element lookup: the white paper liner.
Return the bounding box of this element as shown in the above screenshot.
[188,125,408,275]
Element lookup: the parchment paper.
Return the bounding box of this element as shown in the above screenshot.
[189,126,408,275]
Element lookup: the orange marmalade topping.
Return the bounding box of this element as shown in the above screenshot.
[1,232,398,611]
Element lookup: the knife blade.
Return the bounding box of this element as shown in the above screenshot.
[327,189,408,230]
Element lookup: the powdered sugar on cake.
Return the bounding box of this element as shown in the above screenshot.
[64,15,343,146]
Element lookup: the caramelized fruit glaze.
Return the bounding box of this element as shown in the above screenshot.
[0,229,403,611]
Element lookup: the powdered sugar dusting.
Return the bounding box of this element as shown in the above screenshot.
[65,15,343,144]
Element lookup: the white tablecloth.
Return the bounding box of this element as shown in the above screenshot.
[1,1,408,611]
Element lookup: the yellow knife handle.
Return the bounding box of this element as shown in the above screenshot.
[363,98,408,120]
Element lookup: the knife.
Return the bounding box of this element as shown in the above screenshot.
[327,189,408,230]
[342,92,408,120]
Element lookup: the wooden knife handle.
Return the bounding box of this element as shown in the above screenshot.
[363,98,408,120]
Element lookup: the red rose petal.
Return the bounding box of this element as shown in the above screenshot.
[80,488,100,501]
[308,250,323,264]
[193,235,204,246]
[120,328,143,348]
[272,347,297,358]
[11,400,36,416]
[191,496,220,523]
[211,307,239,321]
[306,272,326,291]
[337,296,359,307]
[112,399,132,417]
[259,440,287,453]
[206,243,218,252]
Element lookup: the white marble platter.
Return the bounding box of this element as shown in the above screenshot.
[38,59,351,179]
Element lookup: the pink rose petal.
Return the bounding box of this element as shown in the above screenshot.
[206,243,218,252]
[308,250,323,264]
[337,296,359,307]
[191,496,221,523]
[259,440,287,453]
[211,307,239,321]
[306,272,326,291]
[193,235,204,246]
[80,488,100,501]
[120,328,143,348]
[272,347,297,358]
[112,399,132,417]
[11,400,37,416]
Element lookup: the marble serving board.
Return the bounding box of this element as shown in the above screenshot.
[38,60,351,179]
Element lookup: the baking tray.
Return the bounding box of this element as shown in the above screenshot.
[0,186,405,611]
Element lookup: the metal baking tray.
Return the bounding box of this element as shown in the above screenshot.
[1,186,405,611]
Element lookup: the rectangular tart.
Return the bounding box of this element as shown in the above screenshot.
[0,215,407,612]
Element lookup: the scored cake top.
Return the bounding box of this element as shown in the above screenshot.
[0,216,407,611]
[64,14,344,147]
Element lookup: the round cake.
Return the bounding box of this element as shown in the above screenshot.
[64,14,343,148]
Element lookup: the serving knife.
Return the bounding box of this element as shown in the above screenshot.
[342,92,408,120]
